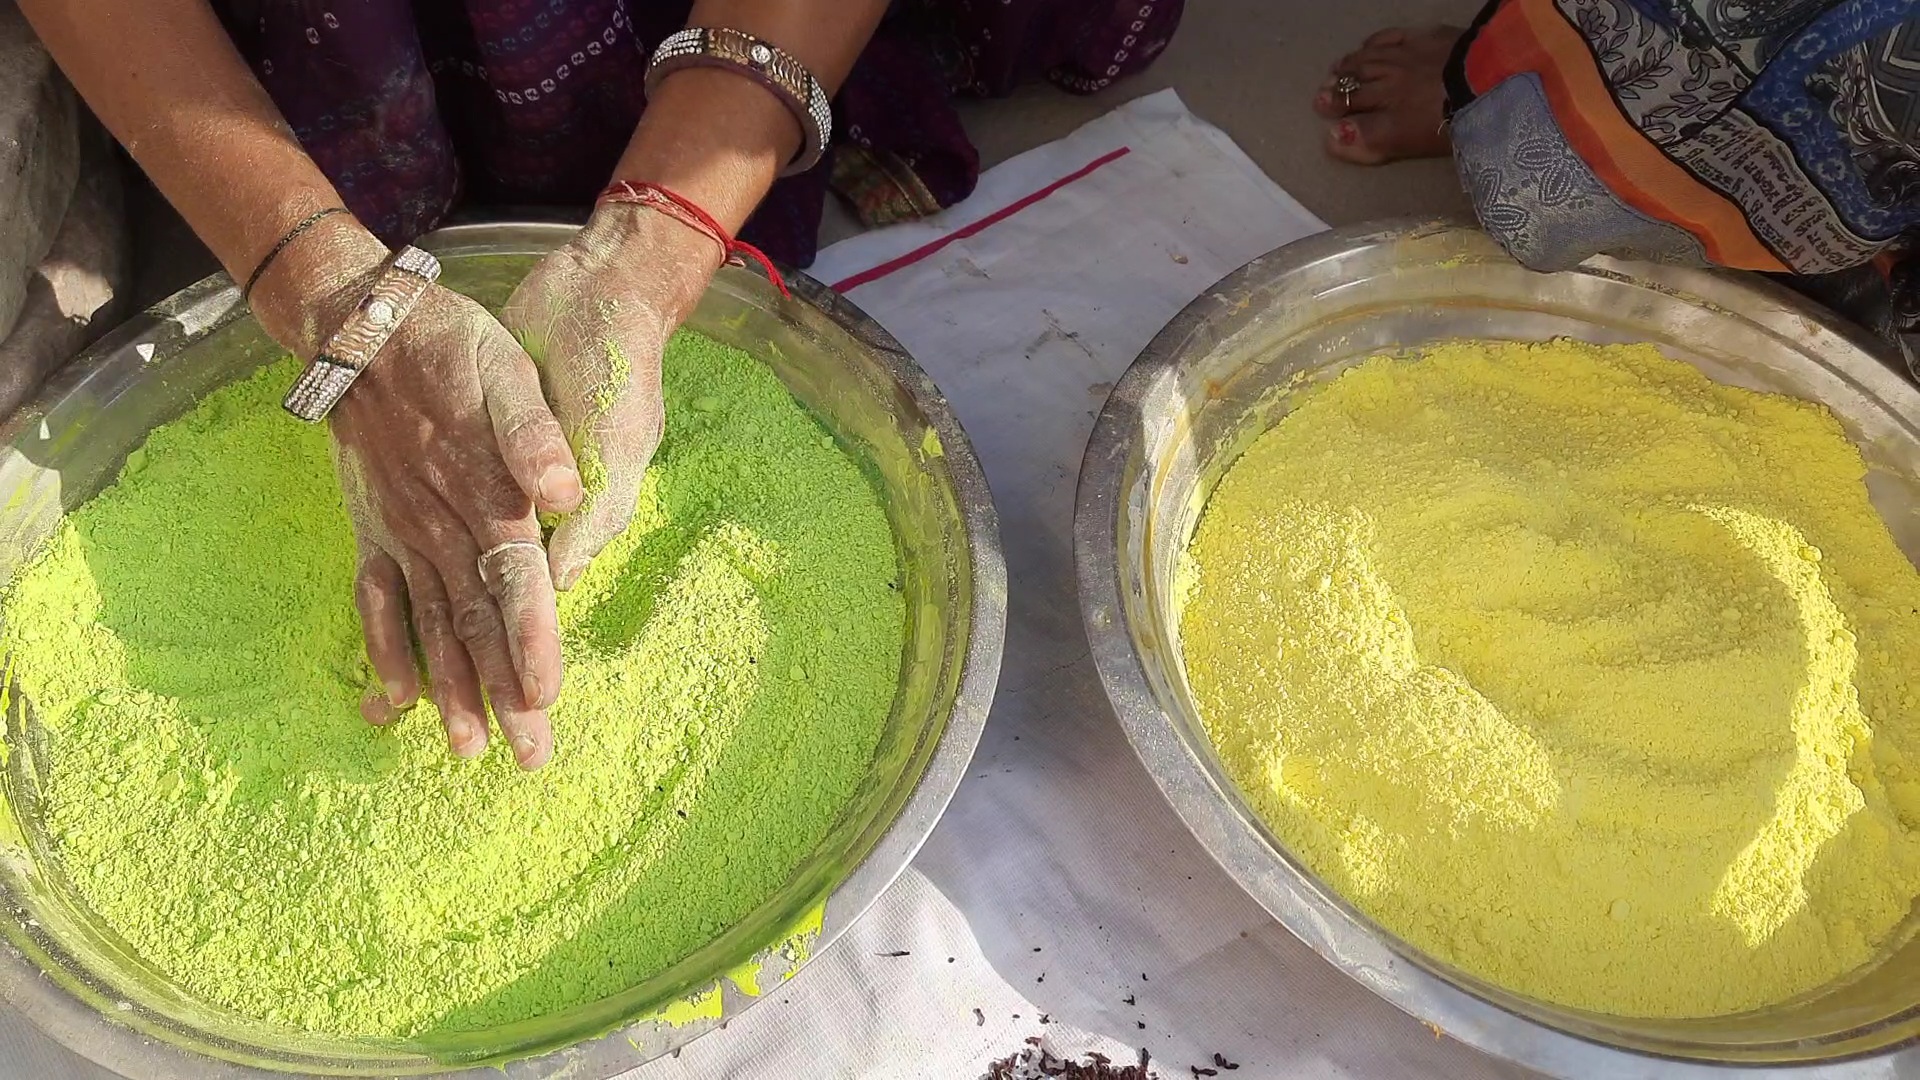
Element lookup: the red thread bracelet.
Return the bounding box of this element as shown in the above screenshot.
[596,180,790,298]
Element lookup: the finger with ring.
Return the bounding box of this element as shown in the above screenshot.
[478,538,549,591]
[472,533,562,715]
[439,540,556,768]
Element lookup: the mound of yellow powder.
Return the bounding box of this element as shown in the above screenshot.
[0,332,903,1038]
[1180,339,1920,1018]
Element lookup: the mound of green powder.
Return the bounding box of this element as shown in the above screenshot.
[0,332,904,1038]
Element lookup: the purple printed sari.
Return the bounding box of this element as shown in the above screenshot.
[212,0,1183,266]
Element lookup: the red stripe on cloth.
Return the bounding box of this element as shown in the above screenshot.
[830,146,1133,293]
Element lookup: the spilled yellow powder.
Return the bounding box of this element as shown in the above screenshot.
[1179,339,1920,1018]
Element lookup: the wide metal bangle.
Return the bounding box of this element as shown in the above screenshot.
[281,246,440,423]
[646,27,832,177]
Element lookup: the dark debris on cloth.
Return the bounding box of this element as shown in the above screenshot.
[983,1043,1156,1079]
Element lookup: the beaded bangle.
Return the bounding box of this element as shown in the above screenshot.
[282,246,441,422]
[646,28,832,177]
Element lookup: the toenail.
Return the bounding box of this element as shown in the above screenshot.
[1337,120,1358,146]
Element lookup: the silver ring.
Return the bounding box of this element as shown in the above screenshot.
[1335,74,1360,109]
[477,539,546,588]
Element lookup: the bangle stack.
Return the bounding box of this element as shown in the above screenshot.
[243,207,434,423]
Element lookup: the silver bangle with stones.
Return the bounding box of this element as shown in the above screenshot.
[282,246,440,423]
[646,27,832,177]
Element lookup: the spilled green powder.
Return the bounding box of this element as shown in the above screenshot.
[0,331,904,1038]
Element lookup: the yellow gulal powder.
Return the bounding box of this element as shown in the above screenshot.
[1179,339,1920,1017]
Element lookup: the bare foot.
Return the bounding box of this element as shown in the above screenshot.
[1312,27,1462,165]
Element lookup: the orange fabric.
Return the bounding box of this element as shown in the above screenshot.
[1463,0,1789,271]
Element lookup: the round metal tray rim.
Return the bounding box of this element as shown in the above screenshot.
[1074,217,1920,1079]
[0,221,1006,1078]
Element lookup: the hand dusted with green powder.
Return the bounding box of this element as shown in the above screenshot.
[505,214,701,592]
[0,331,904,1037]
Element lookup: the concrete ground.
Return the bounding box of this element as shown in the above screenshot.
[129,0,1482,307]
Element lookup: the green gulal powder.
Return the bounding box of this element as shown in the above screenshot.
[0,331,904,1037]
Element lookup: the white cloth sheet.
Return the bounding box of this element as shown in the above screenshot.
[628,91,1530,1080]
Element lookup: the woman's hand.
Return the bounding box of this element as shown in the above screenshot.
[20,0,875,772]
[503,202,719,590]
[303,240,585,770]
